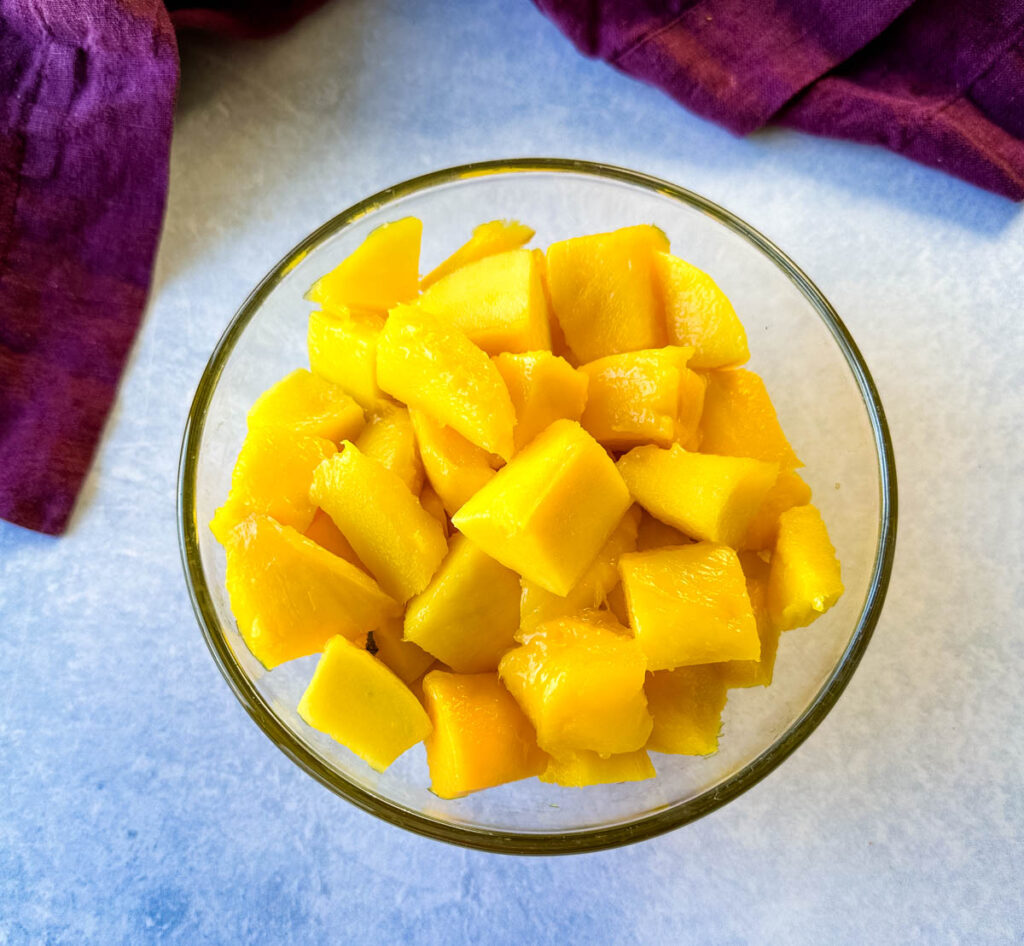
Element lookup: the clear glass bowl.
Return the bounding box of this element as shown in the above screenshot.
[178,159,896,854]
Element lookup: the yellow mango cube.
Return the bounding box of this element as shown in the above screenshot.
[422,671,547,798]
[307,216,421,313]
[376,305,516,460]
[418,482,449,535]
[546,225,668,363]
[493,350,589,451]
[619,543,760,670]
[404,534,522,672]
[645,665,729,755]
[740,469,812,551]
[617,443,778,547]
[719,552,781,688]
[366,617,434,684]
[768,504,843,630]
[421,219,534,289]
[654,252,749,368]
[676,363,708,450]
[409,409,496,516]
[225,516,398,669]
[354,401,424,495]
[539,749,655,787]
[302,507,367,571]
[307,307,385,409]
[534,248,573,361]
[499,615,652,757]
[247,368,365,444]
[700,368,802,468]
[418,249,551,355]
[299,635,431,772]
[453,420,632,595]
[635,509,692,551]
[310,443,448,603]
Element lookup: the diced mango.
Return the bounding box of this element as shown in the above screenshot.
[422,671,547,798]
[307,216,421,313]
[354,401,424,495]
[307,308,385,408]
[210,428,336,544]
[418,249,550,355]
[302,507,367,571]
[635,509,692,551]
[645,665,729,755]
[419,482,449,535]
[579,346,694,450]
[604,582,631,626]
[299,635,431,771]
[453,420,632,596]
[740,469,812,551]
[654,252,749,368]
[540,749,655,787]
[310,443,448,603]
[546,225,668,363]
[520,505,640,628]
[421,219,535,289]
[768,504,843,631]
[676,364,707,450]
[619,543,760,670]
[719,552,780,688]
[499,615,652,757]
[533,248,572,361]
[617,443,778,547]
[700,368,802,468]
[493,350,589,451]
[366,617,434,683]
[409,408,496,516]
[404,534,522,672]
[225,516,398,669]
[376,305,516,460]
[246,368,365,444]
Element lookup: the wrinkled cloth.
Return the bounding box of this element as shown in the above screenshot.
[535,0,1024,200]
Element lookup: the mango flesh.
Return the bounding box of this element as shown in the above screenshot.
[307,216,421,313]
[700,368,801,468]
[376,305,516,460]
[619,543,760,670]
[768,504,843,631]
[654,252,749,368]
[546,225,668,364]
[645,665,729,755]
[302,507,367,571]
[404,534,522,673]
[247,368,365,444]
[418,249,551,355]
[409,408,496,516]
[299,635,432,772]
[307,307,385,409]
[224,516,398,669]
[617,443,778,547]
[676,364,708,450]
[422,671,547,798]
[418,482,450,535]
[540,748,655,787]
[310,443,448,603]
[366,617,434,684]
[421,219,535,289]
[354,401,424,495]
[740,469,812,551]
[635,509,692,551]
[453,419,632,596]
[499,615,652,757]
[493,350,589,451]
[719,551,780,688]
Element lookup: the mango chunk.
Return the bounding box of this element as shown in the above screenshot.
[645,665,729,755]
[453,420,632,596]
[376,305,516,460]
[307,308,385,408]
[302,507,367,571]
[619,543,760,670]
[635,509,692,551]
[768,504,843,630]
[533,248,573,361]
[719,552,781,688]
[418,249,551,355]
[307,216,421,313]
[310,443,448,603]
[419,482,449,535]
[546,225,668,363]
[617,443,778,547]
[210,428,336,544]
[225,516,398,669]
[654,252,749,368]
[676,364,708,450]
[500,615,652,757]
[366,617,434,684]
[700,368,802,468]
[520,505,641,628]
[579,346,694,450]
[299,635,431,772]
[422,671,547,798]
[404,534,522,673]
[409,409,496,516]
[493,351,589,451]
[540,749,655,787]
[247,368,365,444]
[354,401,424,495]
[740,469,812,551]
[421,219,535,289]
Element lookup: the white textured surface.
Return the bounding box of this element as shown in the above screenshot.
[1,1,1022,942]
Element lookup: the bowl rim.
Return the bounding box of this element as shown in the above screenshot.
[177,157,897,855]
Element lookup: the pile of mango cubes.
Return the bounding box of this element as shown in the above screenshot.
[212,217,843,797]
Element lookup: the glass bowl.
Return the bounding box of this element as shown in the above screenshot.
[178,159,896,854]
